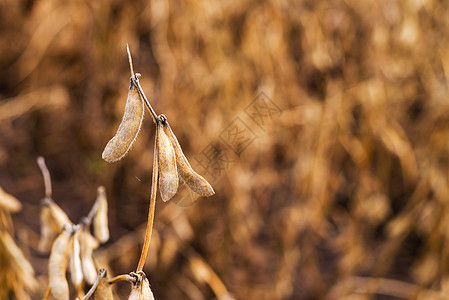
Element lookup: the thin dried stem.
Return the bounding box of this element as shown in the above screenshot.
[37,156,52,198]
[109,274,135,285]
[133,76,158,125]
[126,44,135,78]
[136,130,159,273]
[82,268,107,300]
[82,186,105,227]
[126,45,158,125]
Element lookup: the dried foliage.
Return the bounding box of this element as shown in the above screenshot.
[2,0,449,299]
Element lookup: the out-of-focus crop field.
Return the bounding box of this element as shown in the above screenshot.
[2,0,449,299]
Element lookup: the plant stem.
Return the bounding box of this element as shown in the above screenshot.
[126,44,159,125]
[37,156,52,198]
[82,186,106,227]
[82,268,107,300]
[126,44,134,78]
[133,76,158,125]
[109,274,134,285]
[136,129,159,272]
[126,43,161,274]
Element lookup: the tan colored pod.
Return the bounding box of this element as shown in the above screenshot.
[38,199,72,253]
[95,269,113,300]
[48,226,72,300]
[69,230,84,297]
[102,81,144,162]
[38,205,57,253]
[47,200,72,229]
[128,274,154,300]
[157,121,178,202]
[94,186,110,243]
[80,229,100,285]
[0,186,21,212]
[161,118,214,197]
[0,231,37,291]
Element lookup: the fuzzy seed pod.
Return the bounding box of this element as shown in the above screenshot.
[47,200,72,229]
[39,199,72,253]
[157,121,178,202]
[95,269,113,300]
[162,119,215,197]
[0,231,37,291]
[80,229,100,285]
[128,275,154,300]
[69,230,84,298]
[0,186,21,212]
[102,81,144,162]
[38,205,58,253]
[48,226,72,300]
[93,186,110,243]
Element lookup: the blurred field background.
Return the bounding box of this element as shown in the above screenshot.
[1,0,449,299]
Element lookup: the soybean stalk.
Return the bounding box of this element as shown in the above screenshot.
[136,126,159,272]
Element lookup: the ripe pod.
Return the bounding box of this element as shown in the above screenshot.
[80,229,100,285]
[128,274,154,300]
[157,120,178,202]
[161,118,214,197]
[69,230,84,298]
[47,200,72,229]
[39,199,72,253]
[48,226,72,300]
[102,81,144,162]
[93,186,110,243]
[38,205,57,253]
[0,231,37,291]
[0,186,21,212]
[95,269,113,300]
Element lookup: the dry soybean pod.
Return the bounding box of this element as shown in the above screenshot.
[48,225,73,300]
[80,228,100,285]
[69,228,84,298]
[93,186,109,243]
[0,186,21,212]
[102,79,144,162]
[161,117,215,197]
[128,272,154,300]
[94,269,113,300]
[0,231,37,290]
[46,198,72,229]
[38,204,57,253]
[157,117,178,202]
[39,198,72,253]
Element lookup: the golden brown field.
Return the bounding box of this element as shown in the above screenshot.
[1,0,449,299]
